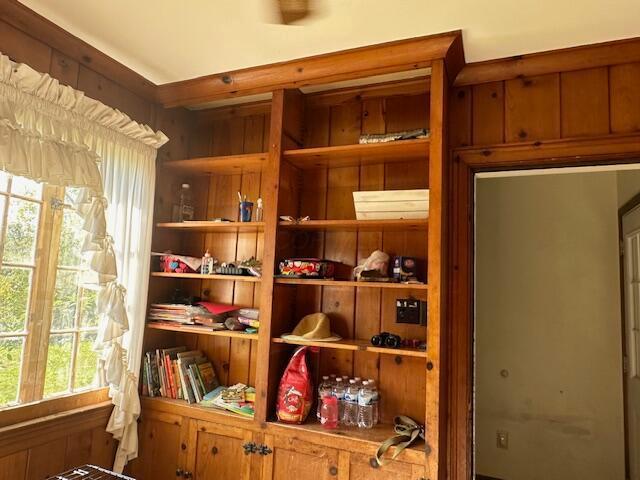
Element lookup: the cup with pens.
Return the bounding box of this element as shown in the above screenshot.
[238,192,253,222]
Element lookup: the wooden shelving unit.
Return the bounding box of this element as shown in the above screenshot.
[278,218,428,231]
[140,33,457,480]
[151,272,261,282]
[271,337,427,358]
[163,152,267,174]
[157,221,265,232]
[147,322,259,340]
[282,138,429,169]
[274,277,428,290]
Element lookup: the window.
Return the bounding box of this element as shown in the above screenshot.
[0,173,100,408]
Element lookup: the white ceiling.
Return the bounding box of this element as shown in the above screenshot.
[18,0,640,85]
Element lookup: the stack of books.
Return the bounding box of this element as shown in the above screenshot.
[141,347,220,403]
[200,383,255,418]
[148,304,197,324]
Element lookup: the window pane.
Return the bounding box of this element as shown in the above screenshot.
[63,187,81,207]
[0,267,31,332]
[51,270,79,330]
[43,333,73,397]
[0,172,8,193]
[0,337,23,406]
[75,331,98,390]
[58,208,83,267]
[10,176,42,199]
[80,289,98,328]
[4,198,40,264]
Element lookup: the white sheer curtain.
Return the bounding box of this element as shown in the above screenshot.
[0,51,166,472]
[100,139,156,472]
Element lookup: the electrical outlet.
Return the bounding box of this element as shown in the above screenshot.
[496,431,509,449]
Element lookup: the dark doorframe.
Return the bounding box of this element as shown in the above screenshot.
[446,135,640,480]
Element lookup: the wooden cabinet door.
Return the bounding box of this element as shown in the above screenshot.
[126,410,187,480]
[260,434,340,480]
[348,452,424,480]
[193,420,254,480]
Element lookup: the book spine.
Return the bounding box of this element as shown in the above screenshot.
[164,354,176,398]
[187,367,201,403]
[156,349,166,397]
[141,360,148,397]
[195,365,206,395]
[173,361,182,400]
[178,361,195,404]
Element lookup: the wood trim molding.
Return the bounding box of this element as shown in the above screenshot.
[454,132,640,169]
[0,388,110,429]
[156,31,462,107]
[0,401,112,458]
[455,36,640,86]
[0,0,157,101]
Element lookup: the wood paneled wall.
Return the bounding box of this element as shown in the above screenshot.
[0,404,117,480]
[449,63,640,149]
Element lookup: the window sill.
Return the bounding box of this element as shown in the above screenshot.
[0,387,110,428]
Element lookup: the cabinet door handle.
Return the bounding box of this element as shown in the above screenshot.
[257,444,273,456]
[242,442,257,455]
[175,468,183,477]
[369,457,379,469]
[329,466,338,476]
[183,471,192,479]
[211,446,218,455]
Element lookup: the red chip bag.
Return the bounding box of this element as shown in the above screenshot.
[276,346,313,424]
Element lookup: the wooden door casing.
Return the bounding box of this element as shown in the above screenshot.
[193,420,254,480]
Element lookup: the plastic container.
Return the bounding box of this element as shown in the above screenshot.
[320,395,338,429]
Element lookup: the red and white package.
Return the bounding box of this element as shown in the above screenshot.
[276,346,313,424]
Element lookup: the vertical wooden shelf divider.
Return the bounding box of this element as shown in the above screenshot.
[253,89,286,423]
[425,58,448,480]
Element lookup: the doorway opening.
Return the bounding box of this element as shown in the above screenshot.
[474,164,640,480]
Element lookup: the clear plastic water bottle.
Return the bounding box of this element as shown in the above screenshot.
[178,183,194,221]
[353,376,362,387]
[320,395,338,429]
[368,379,379,425]
[357,381,374,429]
[329,374,337,387]
[332,378,346,423]
[317,376,332,420]
[343,379,359,426]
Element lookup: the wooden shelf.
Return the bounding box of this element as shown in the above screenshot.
[157,221,265,233]
[274,277,428,290]
[278,219,428,231]
[141,396,254,422]
[147,322,259,340]
[267,420,425,453]
[163,152,267,174]
[151,272,262,282]
[283,138,429,169]
[272,337,426,358]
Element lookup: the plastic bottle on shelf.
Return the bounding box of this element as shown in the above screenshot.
[332,377,346,423]
[316,375,332,420]
[201,250,212,275]
[357,381,374,429]
[368,379,380,425]
[178,183,194,222]
[353,376,362,387]
[343,379,359,426]
[329,374,337,388]
[320,395,338,429]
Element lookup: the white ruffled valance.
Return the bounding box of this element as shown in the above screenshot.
[0,51,166,472]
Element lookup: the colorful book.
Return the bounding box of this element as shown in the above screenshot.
[196,360,220,394]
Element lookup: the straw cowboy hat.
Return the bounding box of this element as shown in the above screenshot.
[281,313,342,342]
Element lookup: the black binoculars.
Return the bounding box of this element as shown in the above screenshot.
[370,332,401,348]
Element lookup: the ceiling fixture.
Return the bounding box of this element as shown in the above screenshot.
[276,0,311,24]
